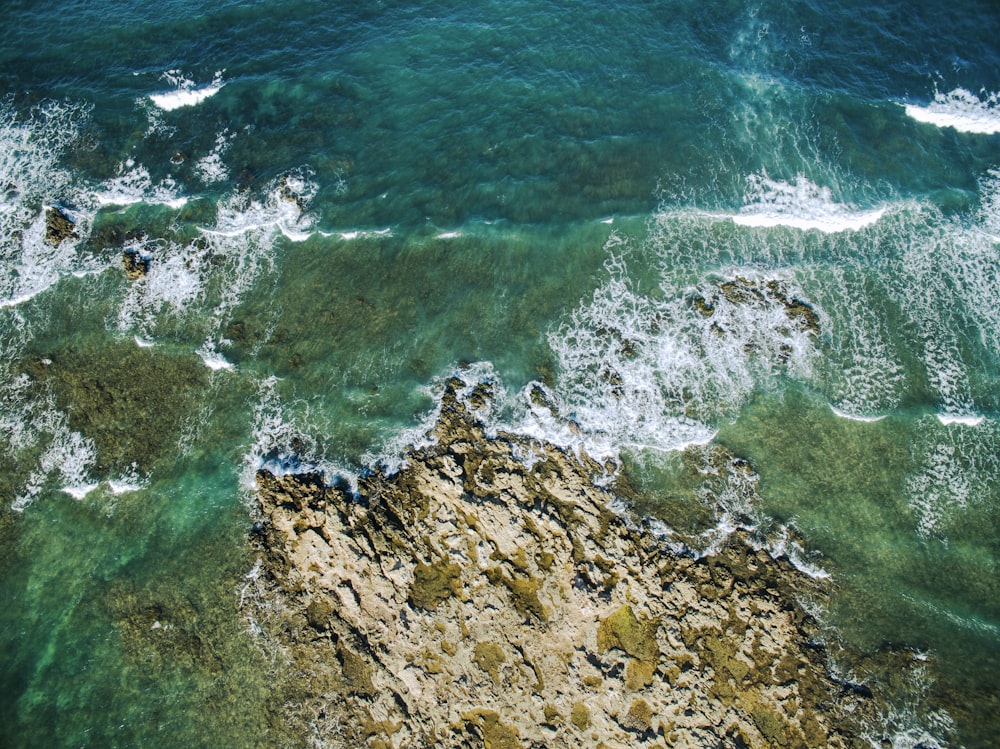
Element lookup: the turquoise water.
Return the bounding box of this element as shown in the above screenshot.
[2,1,999,746]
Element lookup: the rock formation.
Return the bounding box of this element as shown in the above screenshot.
[246,378,879,748]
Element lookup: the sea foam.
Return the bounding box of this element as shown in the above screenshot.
[904,88,1000,134]
[0,100,107,308]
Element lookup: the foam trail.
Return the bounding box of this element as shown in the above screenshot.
[906,417,998,538]
[811,263,907,418]
[904,88,1000,134]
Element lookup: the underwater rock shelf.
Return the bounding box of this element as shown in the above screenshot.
[247,378,877,749]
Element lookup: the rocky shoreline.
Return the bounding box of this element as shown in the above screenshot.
[245,377,884,748]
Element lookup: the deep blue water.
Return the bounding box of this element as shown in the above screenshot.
[1,1,999,746]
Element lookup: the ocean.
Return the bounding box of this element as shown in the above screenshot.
[1,0,998,746]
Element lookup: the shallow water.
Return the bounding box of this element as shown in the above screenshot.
[2,1,999,746]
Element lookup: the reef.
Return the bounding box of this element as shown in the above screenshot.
[246,378,881,748]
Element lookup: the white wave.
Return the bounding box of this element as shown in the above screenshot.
[61,483,100,500]
[197,342,235,371]
[904,88,1000,134]
[829,405,887,422]
[149,70,225,111]
[730,174,886,233]
[435,231,462,239]
[107,480,141,495]
[330,228,393,241]
[935,413,984,427]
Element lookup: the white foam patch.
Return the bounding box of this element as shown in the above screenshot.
[149,70,225,111]
[0,100,107,308]
[1,207,102,308]
[906,417,998,538]
[546,232,821,455]
[115,239,203,335]
[115,172,317,343]
[12,407,97,511]
[194,129,233,184]
[95,160,189,209]
[730,174,886,233]
[904,88,1000,134]
[240,376,346,496]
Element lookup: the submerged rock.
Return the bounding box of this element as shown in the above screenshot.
[247,378,878,748]
[44,206,77,245]
[691,276,821,335]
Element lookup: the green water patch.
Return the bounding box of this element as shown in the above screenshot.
[0,461,287,749]
[224,221,627,462]
[713,386,1000,747]
[616,443,755,540]
[20,338,209,474]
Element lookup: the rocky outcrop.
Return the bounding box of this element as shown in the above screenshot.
[247,378,877,748]
[45,206,77,245]
[122,248,150,279]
